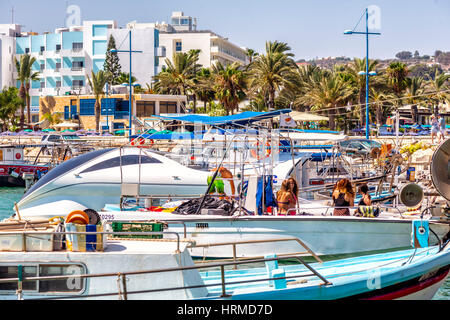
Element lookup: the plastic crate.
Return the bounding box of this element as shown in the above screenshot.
[111,221,164,239]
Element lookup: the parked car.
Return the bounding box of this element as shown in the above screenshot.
[337,139,382,156]
[41,134,83,146]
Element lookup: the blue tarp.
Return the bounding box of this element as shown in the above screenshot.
[152,109,292,125]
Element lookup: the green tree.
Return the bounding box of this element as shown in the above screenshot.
[248,41,297,111]
[14,54,39,128]
[0,87,23,131]
[42,112,62,126]
[427,70,450,104]
[116,72,137,86]
[211,61,247,115]
[154,50,201,96]
[296,71,353,131]
[386,62,409,96]
[104,35,122,85]
[344,58,379,126]
[193,68,216,112]
[87,70,107,132]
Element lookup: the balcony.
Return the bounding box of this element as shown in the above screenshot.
[60,49,85,57]
[60,67,84,76]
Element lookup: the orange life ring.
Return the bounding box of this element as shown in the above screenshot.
[250,141,271,160]
[66,210,89,224]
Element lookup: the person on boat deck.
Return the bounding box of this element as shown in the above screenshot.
[358,184,372,206]
[430,114,439,144]
[287,177,299,203]
[332,178,355,216]
[276,180,296,215]
[438,114,446,142]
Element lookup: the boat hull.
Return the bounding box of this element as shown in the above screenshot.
[98,211,450,258]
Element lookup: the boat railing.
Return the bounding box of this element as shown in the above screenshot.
[0,252,331,300]
[286,204,405,217]
[191,237,324,266]
[0,230,188,254]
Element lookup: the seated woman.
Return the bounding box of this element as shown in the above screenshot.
[358,184,372,206]
[332,178,355,216]
[276,180,296,215]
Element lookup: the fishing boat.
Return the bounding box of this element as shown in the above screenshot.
[0,144,50,188]
[0,218,448,300]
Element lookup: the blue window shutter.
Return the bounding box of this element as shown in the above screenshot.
[79,99,96,116]
[64,106,70,120]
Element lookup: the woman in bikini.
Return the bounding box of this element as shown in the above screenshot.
[276,180,296,215]
[332,178,355,216]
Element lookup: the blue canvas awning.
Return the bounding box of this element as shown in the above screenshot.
[152,109,292,125]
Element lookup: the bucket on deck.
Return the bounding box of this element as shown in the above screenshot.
[406,167,416,182]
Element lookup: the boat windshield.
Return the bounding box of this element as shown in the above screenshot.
[23,148,114,197]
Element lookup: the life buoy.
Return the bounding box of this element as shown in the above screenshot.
[15,153,21,160]
[66,210,89,224]
[130,138,137,146]
[250,141,271,160]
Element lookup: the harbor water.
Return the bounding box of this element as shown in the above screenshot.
[0,187,448,300]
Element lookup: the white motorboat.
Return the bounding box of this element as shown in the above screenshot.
[0,220,448,300]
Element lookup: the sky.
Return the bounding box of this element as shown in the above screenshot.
[0,0,449,61]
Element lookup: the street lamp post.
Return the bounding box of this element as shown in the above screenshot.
[111,30,142,139]
[344,8,381,139]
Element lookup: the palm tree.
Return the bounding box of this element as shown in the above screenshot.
[154,50,201,95]
[87,70,107,132]
[345,58,380,127]
[404,77,425,122]
[386,62,409,96]
[427,70,450,114]
[245,48,259,65]
[248,41,297,111]
[369,88,394,127]
[296,72,353,131]
[193,67,216,112]
[115,72,137,86]
[0,87,23,131]
[14,54,39,128]
[211,61,247,115]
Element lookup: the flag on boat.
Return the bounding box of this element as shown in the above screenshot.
[280,114,296,127]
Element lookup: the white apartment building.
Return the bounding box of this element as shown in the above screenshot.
[0,11,248,120]
[0,21,164,121]
[128,11,249,68]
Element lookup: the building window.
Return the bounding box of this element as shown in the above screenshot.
[180,18,189,25]
[56,80,61,88]
[136,101,155,117]
[72,80,84,89]
[159,101,177,114]
[31,115,39,123]
[56,44,61,52]
[72,43,83,52]
[79,98,96,115]
[71,61,84,71]
[25,48,30,53]
[40,46,45,52]
[40,64,45,71]
[55,62,61,71]
[175,41,182,52]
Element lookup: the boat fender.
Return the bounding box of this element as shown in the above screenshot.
[84,209,101,225]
